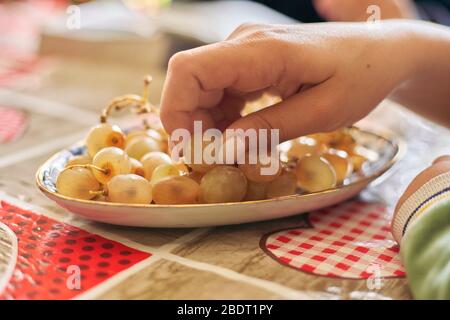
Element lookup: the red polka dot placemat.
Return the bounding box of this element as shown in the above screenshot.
[0,107,28,144]
[261,201,405,279]
[0,201,151,300]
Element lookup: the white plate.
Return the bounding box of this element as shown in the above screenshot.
[36,127,404,228]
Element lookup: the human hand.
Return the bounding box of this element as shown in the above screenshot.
[160,21,427,143]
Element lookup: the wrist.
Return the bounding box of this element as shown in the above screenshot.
[394,20,450,79]
[383,21,430,82]
[360,20,426,91]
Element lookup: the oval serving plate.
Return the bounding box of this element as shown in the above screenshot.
[36,127,405,228]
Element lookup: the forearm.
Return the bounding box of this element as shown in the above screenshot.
[390,21,450,127]
[161,21,449,140]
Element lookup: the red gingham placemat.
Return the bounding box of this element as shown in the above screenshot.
[261,201,405,279]
[0,107,28,144]
[0,201,151,300]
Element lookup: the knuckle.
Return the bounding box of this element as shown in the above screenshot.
[235,22,259,33]
[248,29,271,40]
[247,28,287,48]
[167,51,192,73]
[230,23,271,40]
[251,113,276,131]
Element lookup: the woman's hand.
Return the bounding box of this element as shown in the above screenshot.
[160,21,448,142]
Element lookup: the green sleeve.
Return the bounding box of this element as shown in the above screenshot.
[401,199,450,300]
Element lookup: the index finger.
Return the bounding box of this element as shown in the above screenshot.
[160,38,288,134]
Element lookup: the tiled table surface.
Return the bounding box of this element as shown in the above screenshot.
[0,55,449,300]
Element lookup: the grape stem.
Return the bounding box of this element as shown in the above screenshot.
[100,75,160,123]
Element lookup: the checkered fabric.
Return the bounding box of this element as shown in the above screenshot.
[0,107,28,144]
[264,201,405,279]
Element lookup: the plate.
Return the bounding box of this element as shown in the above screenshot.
[36,127,405,228]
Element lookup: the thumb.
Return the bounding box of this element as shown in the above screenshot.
[227,80,342,144]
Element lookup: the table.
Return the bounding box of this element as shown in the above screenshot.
[1,34,450,301]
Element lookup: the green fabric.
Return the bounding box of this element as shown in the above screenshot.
[402,198,450,300]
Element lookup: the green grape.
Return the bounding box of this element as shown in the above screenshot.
[153,176,200,204]
[66,154,91,167]
[295,155,337,193]
[140,151,172,180]
[56,167,101,200]
[200,166,247,203]
[150,163,181,185]
[130,158,145,177]
[106,174,152,204]
[86,123,125,157]
[92,147,132,184]
[244,180,268,201]
[125,136,162,160]
[238,152,281,183]
[266,171,297,198]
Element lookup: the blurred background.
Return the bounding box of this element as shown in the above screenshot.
[0,0,300,107]
[1,0,448,105]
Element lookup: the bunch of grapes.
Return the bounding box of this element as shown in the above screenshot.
[56,77,367,205]
[285,131,368,193]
